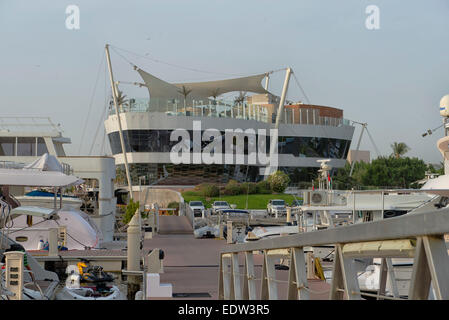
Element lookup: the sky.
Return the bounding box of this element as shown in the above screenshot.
[1,0,449,163]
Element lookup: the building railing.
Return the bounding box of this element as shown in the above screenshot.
[108,98,350,128]
[218,207,449,300]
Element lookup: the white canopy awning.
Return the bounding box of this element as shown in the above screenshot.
[0,154,83,187]
[0,168,84,187]
[10,206,57,220]
[135,66,269,102]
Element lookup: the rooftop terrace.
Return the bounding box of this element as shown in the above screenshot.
[108,97,351,128]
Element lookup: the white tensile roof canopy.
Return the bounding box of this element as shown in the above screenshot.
[135,66,269,102]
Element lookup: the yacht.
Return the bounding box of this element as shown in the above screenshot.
[0,116,117,242]
[0,155,91,300]
[0,154,101,251]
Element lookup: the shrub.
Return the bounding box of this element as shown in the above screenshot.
[256,180,272,194]
[240,182,257,194]
[224,180,242,195]
[267,171,290,193]
[167,201,180,209]
[198,183,220,197]
[123,198,140,225]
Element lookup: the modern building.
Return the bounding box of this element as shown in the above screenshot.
[104,66,355,186]
[347,150,371,164]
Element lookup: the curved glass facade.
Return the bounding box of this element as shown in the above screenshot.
[108,130,351,160]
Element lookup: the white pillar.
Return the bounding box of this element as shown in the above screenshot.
[127,212,141,271]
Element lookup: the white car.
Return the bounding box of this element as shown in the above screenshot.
[189,201,205,218]
[211,201,231,214]
[267,199,287,217]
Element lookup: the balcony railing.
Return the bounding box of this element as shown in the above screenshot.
[108,98,350,127]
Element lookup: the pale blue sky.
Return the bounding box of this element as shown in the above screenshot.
[1,0,449,163]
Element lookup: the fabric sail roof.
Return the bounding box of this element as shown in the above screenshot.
[135,66,269,101]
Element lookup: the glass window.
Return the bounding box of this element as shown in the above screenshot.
[36,137,48,156]
[109,130,351,162]
[17,137,36,156]
[0,137,15,156]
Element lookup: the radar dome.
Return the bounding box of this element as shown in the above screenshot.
[440,95,449,117]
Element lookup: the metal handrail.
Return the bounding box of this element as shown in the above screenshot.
[221,208,449,253]
[219,208,449,300]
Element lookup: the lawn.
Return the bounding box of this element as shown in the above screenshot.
[181,192,300,210]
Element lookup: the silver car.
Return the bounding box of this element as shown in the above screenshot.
[211,201,231,214]
[267,199,287,216]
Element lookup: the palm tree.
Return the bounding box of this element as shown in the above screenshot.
[234,91,247,105]
[177,86,192,114]
[210,88,221,103]
[111,90,129,112]
[233,91,247,118]
[209,88,221,116]
[391,142,410,159]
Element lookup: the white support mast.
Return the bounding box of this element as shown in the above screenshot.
[274,68,292,129]
[264,73,270,91]
[105,44,133,200]
[264,67,292,177]
[349,122,366,177]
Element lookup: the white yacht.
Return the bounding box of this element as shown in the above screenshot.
[0,116,117,242]
[0,155,91,300]
[0,154,101,251]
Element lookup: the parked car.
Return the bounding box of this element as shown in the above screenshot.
[267,199,287,216]
[211,201,231,214]
[189,201,205,218]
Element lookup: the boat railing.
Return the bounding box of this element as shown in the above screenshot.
[0,116,62,134]
[218,206,449,300]
[0,160,73,175]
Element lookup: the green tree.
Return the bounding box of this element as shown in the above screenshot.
[361,156,426,188]
[427,162,444,176]
[391,142,410,159]
[267,171,290,193]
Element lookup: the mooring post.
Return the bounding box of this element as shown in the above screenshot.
[286,207,292,223]
[127,210,142,299]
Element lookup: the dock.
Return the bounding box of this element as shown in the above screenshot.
[144,216,330,299]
